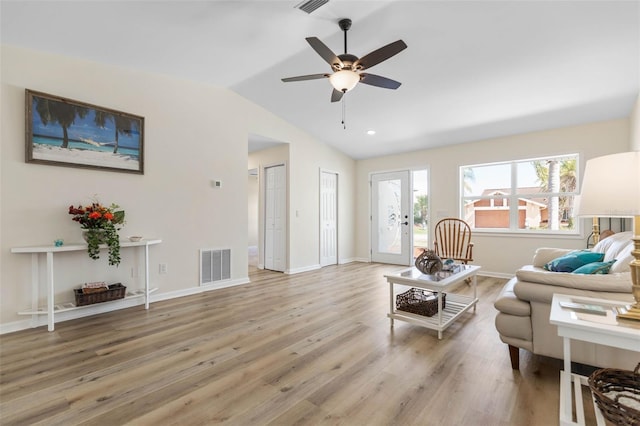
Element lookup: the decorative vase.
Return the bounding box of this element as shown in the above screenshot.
[82,229,107,244]
[415,249,443,274]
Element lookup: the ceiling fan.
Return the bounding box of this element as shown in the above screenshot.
[282,18,407,103]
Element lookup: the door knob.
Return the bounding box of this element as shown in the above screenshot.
[401,221,409,225]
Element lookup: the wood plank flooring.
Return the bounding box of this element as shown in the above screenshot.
[0,262,595,425]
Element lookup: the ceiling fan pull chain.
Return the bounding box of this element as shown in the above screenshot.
[342,95,347,129]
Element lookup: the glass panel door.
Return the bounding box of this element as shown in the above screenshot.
[371,170,411,265]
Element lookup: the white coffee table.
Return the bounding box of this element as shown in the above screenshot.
[384,264,480,339]
[549,293,640,426]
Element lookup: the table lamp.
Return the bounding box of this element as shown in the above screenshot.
[576,151,640,320]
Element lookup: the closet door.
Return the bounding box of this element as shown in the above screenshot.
[320,170,338,266]
[264,164,286,272]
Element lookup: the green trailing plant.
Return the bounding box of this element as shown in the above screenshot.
[68,202,125,266]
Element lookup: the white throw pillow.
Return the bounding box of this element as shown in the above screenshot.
[592,231,634,263]
[611,242,634,273]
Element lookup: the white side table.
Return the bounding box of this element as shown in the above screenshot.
[549,293,640,425]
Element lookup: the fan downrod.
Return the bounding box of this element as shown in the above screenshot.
[338,18,352,56]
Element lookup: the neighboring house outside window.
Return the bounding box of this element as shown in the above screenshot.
[461,154,579,234]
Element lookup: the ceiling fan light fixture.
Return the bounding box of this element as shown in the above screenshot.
[329,70,360,93]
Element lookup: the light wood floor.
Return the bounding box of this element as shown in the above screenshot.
[1,262,595,425]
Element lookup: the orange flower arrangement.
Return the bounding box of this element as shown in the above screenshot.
[68,202,125,265]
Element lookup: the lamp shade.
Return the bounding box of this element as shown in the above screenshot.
[329,70,360,93]
[576,151,640,218]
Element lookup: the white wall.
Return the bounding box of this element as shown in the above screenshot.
[630,93,640,151]
[288,142,357,269]
[248,174,259,247]
[356,119,630,276]
[1,45,356,330]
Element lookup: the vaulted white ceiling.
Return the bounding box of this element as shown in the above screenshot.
[2,1,638,159]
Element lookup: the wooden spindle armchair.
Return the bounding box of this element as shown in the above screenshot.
[433,218,473,264]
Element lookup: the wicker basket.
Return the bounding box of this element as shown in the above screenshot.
[74,283,126,306]
[588,363,640,426]
[396,288,446,317]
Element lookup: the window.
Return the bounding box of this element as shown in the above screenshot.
[461,154,579,234]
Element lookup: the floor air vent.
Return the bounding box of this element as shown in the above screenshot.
[200,249,231,285]
[295,0,328,14]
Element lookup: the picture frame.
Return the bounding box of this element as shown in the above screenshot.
[25,89,144,174]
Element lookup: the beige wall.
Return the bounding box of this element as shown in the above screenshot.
[248,174,259,247]
[356,119,631,276]
[1,45,356,331]
[630,93,640,151]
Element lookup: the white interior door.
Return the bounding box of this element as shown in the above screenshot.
[320,170,338,266]
[371,170,412,265]
[264,165,286,272]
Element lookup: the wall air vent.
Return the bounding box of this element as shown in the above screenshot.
[295,0,329,14]
[200,249,231,285]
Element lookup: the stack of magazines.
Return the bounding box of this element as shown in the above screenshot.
[81,281,108,294]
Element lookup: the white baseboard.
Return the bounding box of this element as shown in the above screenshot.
[0,296,144,334]
[1,277,251,335]
[286,264,321,274]
[478,271,514,279]
[338,257,360,264]
[1,319,42,334]
[155,277,250,302]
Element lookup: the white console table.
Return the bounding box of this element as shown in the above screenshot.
[11,238,161,331]
[550,293,640,425]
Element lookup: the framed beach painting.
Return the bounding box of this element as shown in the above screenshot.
[25,89,144,174]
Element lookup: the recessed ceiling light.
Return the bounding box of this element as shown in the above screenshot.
[367,130,376,135]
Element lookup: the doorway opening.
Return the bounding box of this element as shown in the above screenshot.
[412,169,429,259]
[248,135,289,272]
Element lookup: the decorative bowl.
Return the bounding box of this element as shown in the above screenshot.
[128,236,143,242]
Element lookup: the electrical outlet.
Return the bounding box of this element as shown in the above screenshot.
[159,263,168,274]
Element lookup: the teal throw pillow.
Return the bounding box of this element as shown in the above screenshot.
[572,260,616,275]
[544,251,605,272]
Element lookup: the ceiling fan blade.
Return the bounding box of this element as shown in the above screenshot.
[331,89,344,103]
[355,40,407,70]
[306,37,343,69]
[360,73,402,90]
[281,73,329,82]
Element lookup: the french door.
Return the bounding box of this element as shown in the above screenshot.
[371,170,412,265]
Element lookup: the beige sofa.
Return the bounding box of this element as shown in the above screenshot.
[494,231,638,370]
